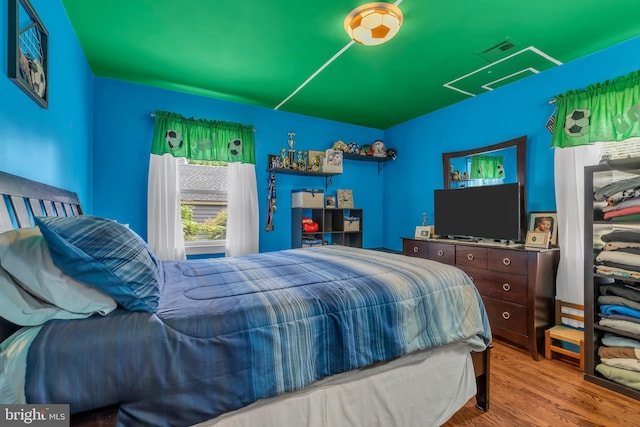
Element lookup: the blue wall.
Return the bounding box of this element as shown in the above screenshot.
[91,78,383,253]
[0,0,94,210]
[2,1,639,256]
[382,36,640,251]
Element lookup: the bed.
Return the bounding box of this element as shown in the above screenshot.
[0,170,491,427]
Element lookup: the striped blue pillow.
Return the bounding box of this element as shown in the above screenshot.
[35,215,160,312]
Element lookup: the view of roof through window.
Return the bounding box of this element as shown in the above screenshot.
[177,158,227,254]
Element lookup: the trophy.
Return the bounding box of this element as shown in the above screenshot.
[280,147,289,169]
[287,132,296,170]
[297,150,307,171]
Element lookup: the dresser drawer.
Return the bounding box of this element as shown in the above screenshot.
[483,296,527,336]
[488,248,528,275]
[403,239,429,258]
[455,245,488,270]
[427,242,455,264]
[462,266,528,306]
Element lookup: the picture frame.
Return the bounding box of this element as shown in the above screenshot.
[322,149,343,173]
[306,150,324,172]
[414,226,431,240]
[524,231,550,249]
[337,189,354,208]
[325,195,336,208]
[8,0,49,108]
[528,212,558,246]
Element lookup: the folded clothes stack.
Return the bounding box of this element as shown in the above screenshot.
[594,283,640,390]
[595,175,640,222]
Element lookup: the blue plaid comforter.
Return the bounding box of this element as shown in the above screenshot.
[25,246,491,426]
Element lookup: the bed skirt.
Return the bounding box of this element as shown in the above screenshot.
[193,342,477,427]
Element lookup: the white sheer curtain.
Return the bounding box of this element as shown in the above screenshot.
[147,153,187,260]
[226,162,259,257]
[553,144,602,305]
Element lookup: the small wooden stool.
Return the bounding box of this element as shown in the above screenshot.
[544,300,584,371]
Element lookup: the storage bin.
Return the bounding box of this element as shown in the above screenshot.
[344,216,360,232]
[292,189,324,208]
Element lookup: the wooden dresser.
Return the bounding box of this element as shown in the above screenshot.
[402,238,559,360]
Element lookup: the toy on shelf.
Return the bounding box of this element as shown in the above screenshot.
[302,217,319,233]
[372,139,386,157]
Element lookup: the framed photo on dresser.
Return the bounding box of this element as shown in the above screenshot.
[524,231,550,249]
[528,212,557,246]
[414,226,431,240]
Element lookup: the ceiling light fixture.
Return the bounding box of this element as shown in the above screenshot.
[344,2,404,46]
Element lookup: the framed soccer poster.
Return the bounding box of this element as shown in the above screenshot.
[8,0,49,108]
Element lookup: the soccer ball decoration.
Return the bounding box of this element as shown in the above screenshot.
[29,59,46,98]
[344,3,404,46]
[228,138,242,157]
[347,142,360,154]
[564,109,591,137]
[165,130,184,151]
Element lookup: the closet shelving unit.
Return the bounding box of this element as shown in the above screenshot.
[584,160,640,400]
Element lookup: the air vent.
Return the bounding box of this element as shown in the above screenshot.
[477,37,519,62]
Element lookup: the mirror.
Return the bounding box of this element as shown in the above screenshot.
[442,135,526,190]
[442,135,527,239]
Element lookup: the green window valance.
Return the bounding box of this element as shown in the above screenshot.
[151,110,256,164]
[470,155,504,179]
[551,70,640,148]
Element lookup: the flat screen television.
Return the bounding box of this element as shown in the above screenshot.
[434,183,522,242]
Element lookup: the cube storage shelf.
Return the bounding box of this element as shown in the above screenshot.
[584,161,640,401]
[292,208,362,249]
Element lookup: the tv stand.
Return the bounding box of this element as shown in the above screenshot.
[402,237,559,360]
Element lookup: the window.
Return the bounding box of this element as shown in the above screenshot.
[600,137,640,161]
[177,158,227,255]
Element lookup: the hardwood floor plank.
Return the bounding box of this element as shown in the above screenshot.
[443,340,640,426]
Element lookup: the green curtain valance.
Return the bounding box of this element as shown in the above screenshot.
[151,110,256,164]
[470,155,504,179]
[551,70,640,148]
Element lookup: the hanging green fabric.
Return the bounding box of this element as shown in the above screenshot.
[151,110,256,164]
[470,155,504,179]
[551,70,640,148]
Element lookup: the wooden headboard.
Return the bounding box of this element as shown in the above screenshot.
[0,171,84,342]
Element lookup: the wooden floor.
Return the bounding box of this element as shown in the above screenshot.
[443,340,640,427]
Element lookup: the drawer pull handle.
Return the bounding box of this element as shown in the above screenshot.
[437,250,444,257]
[502,311,511,320]
[467,254,474,261]
[502,258,511,266]
[502,283,511,292]
[413,247,419,253]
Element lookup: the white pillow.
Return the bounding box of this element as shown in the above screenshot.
[0,227,117,326]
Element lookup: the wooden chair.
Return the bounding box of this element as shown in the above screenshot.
[544,300,585,371]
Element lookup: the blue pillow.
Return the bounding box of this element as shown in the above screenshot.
[34,215,160,312]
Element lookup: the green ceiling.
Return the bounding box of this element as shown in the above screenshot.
[60,0,640,129]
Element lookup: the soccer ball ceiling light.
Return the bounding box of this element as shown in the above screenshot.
[344,2,404,46]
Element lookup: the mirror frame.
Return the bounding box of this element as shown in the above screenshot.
[442,135,527,239]
[442,135,527,190]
